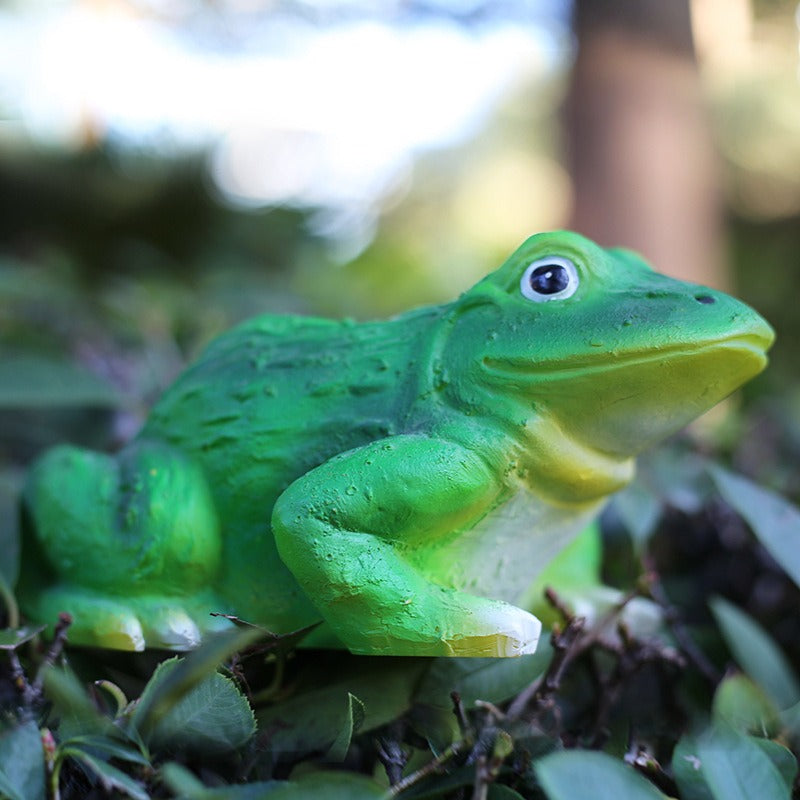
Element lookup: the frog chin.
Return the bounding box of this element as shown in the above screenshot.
[485,333,771,459]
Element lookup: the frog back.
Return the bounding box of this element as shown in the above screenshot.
[141,307,442,514]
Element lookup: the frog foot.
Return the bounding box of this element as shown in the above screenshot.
[22,586,234,651]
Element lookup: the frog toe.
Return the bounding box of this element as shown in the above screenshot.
[444,602,542,657]
[496,607,542,656]
[21,587,147,651]
[138,598,235,650]
[145,609,202,651]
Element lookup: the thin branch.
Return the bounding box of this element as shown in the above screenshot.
[507,609,585,721]
[383,740,465,797]
[32,613,72,694]
[641,557,721,685]
[375,721,407,786]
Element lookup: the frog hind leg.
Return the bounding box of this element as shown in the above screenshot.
[18,439,232,650]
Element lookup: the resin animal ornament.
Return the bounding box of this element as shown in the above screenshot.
[18,232,774,657]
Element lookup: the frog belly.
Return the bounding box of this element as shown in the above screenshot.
[419,489,603,607]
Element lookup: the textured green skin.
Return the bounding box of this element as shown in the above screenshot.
[18,232,774,656]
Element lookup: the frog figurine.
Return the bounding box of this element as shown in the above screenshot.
[18,231,774,657]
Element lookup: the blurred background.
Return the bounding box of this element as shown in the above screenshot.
[0,0,799,584]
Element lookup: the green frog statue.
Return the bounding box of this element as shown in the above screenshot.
[18,231,773,657]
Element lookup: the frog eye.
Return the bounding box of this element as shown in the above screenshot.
[520,257,579,302]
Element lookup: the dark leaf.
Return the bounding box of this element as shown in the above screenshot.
[0,356,120,409]
[710,595,800,709]
[0,625,45,650]
[130,625,261,740]
[712,672,779,735]
[708,465,800,591]
[0,720,46,800]
[42,666,114,740]
[673,724,791,800]
[134,657,256,757]
[257,657,424,760]
[0,470,21,586]
[60,734,150,765]
[611,480,663,548]
[414,648,551,709]
[326,692,365,762]
[64,747,149,800]
[535,750,668,799]
[161,761,284,799]
[259,770,383,799]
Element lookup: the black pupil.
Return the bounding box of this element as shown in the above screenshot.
[530,264,569,295]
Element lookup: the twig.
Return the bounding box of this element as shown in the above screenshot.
[7,648,36,709]
[7,613,72,710]
[506,611,585,721]
[375,721,407,786]
[451,691,471,737]
[472,754,489,800]
[473,700,505,721]
[625,742,678,796]
[641,557,721,685]
[383,740,465,797]
[32,613,72,695]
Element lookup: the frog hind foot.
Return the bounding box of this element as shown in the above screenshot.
[20,440,223,598]
[22,585,234,651]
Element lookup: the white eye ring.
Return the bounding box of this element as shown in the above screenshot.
[520,257,580,302]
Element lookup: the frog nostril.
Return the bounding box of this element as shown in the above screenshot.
[695,294,716,305]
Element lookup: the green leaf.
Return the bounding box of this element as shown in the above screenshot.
[673,724,790,800]
[709,596,800,709]
[712,673,780,735]
[257,657,424,760]
[0,720,46,800]
[672,733,714,800]
[42,666,113,739]
[0,355,120,408]
[263,771,384,799]
[779,700,800,745]
[0,470,22,586]
[60,734,149,765]
[175,784,285,800]
[488,786,527,800]
[414,647,551,709]
[751,739,798,791]
[612,481,663,548]
[64,747,149,800]
[406,702,460,754]
[708,466,800,590]
[535,750,668,799]
[134,658,255,757]
[160,762,284,798]
[325,692,365,762]
[130,625,261,740]
[394,764,483,799]
[0,625,45,650]
[158,762,207,795]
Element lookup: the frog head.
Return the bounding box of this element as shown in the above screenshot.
[442,231,774,501]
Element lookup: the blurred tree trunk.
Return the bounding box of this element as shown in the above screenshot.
[565,0,727,288]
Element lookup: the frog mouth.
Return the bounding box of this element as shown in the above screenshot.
[482,332,772,379]
[482,330,773,457]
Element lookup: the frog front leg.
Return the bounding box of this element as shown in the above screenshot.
[272,434,542,657]
[19,439,231,650]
